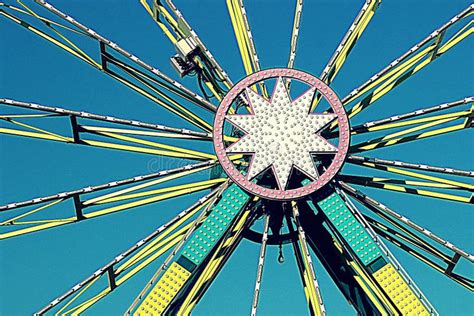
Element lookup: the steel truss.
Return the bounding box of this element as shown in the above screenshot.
[1,1,472,315]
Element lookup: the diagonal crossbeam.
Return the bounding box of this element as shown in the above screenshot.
[340,182,474,289]
[0,99,216,160]
[350,97,473,134]
[34,188,221,315]
[328,5,473,128]
[348,155,474,178]
[340,182,474,262]
[0,161,219,239]
[339,174,473,204]
[346,156,474,191]
[1,1,215,131]
[0,98,212,139]
[349,107,473,153]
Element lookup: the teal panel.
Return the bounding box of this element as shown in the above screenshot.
[315,191,382,266]
[182,184,249,265]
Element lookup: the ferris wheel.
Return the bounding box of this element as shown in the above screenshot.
[1,0,473,315]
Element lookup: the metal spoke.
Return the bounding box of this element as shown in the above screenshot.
[320,0,381,85]
[346,156,474,190]
[0,98,212,139]
[226,0,269,99]
[126,181,228,314]
[0,99,217,160]
[339,181,474,262]
[339,174,473,204]
[175,206,256,315]
[290,202,326,316]
[349,107,473,153]
[0,161,218,238]
[250,214,270,316]
[311,0,381,110]
[1,2,215,131]
[335,185,437,314]
[332,4,473,126]
[350,97,473,134]
[287,0,303,69]
[348,155,474,178]
[35,188,220,315]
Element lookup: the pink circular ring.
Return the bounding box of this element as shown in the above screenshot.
[213,68,350,200]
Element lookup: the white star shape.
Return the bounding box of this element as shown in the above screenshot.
[226,77,338,190]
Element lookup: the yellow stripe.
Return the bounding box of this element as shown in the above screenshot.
[330,0,377,82]
[140,0,179,43]
[84,185,216,219]
[82,165,213,206]
[0,218,76,239]
[82,139,206,159]
[178,209,250,314]
[4,3,87,35]
[349,260,398,315]
[54,275,100,316]
[363,163,474,190]
[0,198,63,226]
[117,220,198,274]
[0,127,71,141]
[342,20,472,125]
[227,0,253,76]
[0,114,56,118]
[93,130,215,160]
[93,179,225,204]
[120,225,191,282]
[378,117,457,141]
[438,23,473,54]
[7,119,71,142]
[298,240,323,315]
[106,70,212,132]
[0,11,101,69]
[80,125,208,140]
[344,43,434,106]
[380,184,471,203]
[17,0,99,67]
[357,122,467,152]
[359,109,472,133]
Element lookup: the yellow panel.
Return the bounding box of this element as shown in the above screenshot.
[134,262,191,315]
[373,263,429,315]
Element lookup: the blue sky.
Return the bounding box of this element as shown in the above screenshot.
[1,0,473,315]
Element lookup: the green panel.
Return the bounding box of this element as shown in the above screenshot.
[182,184,249,265]
[314,191,381,266]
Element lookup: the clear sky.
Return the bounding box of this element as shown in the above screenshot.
[1,0,473,315]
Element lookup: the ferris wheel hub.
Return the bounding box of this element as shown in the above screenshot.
[213,68,350,200]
